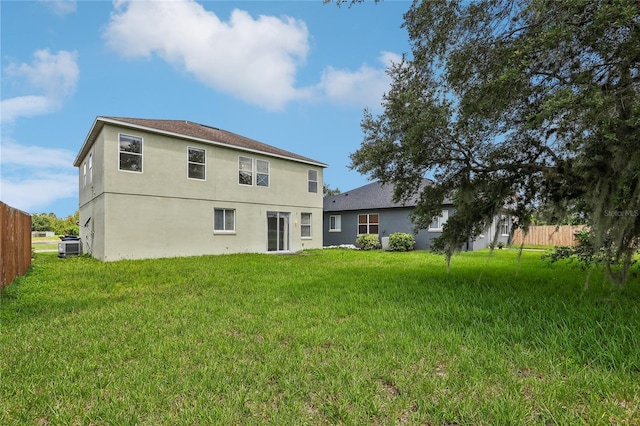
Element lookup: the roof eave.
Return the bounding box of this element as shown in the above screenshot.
[73,117,105,167]
[74,116,328,168]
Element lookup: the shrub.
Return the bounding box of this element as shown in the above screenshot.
[388,232,415,252]
[356,234,381,250]
[541,227,639,287]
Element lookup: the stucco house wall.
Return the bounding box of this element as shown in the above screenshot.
[75,117,326,261]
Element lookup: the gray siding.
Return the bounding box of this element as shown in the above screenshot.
[323,207,511,251]
[470,215,512,250]
[323,207,456,250]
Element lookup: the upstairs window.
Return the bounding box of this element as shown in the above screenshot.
[239,156,269,187]
[83,162,87,188]
[358,213,379,235]
[119,134,143,173]
[429,210,449,231]
[256,159,269,187]
[301,213,312,238]
[308,169,318,193]
[188,147,206,180]
[239,156,253,185]
[88,152,93,184]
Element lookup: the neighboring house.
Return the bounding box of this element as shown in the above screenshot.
[323,180,511,250]
[74,117,327,261]
[32,231,55,237]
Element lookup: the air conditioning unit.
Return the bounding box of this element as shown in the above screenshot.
[58,238,82,258]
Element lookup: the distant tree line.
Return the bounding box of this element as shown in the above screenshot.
[31,212,79,236]
[323,184,341,196]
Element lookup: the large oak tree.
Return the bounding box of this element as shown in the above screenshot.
[350,0,640,285]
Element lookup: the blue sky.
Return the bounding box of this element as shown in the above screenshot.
[1,0,411,217]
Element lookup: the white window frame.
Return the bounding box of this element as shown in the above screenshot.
[500,215,510,236]
[357,213,379,235]
[187,146,206,180]
[88,152,93,185]
[256,159,269,187]
[429,209,449,231]
[83,162,87,188]
[308,169,318,193]
[214,208,236,233]
[239,156,253,186]
[301,212,312,238]
[118,133,143,173]
[329,215,341,232]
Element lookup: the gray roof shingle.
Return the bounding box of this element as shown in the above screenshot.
[324,179,447,212]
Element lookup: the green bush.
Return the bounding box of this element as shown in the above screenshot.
[355,234,381,250]
[388,232,416,252]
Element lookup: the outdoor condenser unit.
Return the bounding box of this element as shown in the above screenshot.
[58,239,82,258]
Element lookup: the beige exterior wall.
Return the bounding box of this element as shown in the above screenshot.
[78,130,105,208]
[78,194,105,260]
[96,194,323,261]
[77,123,325,261]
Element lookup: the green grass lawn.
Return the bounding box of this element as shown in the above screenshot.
[1,249,639,425]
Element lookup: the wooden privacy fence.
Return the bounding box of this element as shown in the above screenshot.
[1,201,32,291]
[511,225,587,247]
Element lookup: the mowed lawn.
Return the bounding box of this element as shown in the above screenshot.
[1,249,639,425]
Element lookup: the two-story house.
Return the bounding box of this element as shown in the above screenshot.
[74,117,327,261]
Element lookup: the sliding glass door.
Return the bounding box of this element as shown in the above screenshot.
[267,212,289,252]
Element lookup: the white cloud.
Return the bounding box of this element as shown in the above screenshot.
[5,49,79,96]
[0,50,79,212]
[317,51,401,109]
[103,1,400,111]
[104,0,310,110]
[1,49,79,124]
[0,96,57,123]
[40,0,77,16]
[0,139,77,213]
[2,140,75,169]
[0,173,77,214]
